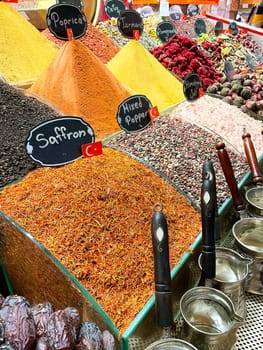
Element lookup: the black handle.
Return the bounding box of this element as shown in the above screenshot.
[201,160,216,280]
[151,204,173,329]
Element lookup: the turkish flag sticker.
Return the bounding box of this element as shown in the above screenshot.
[82,141,103,158]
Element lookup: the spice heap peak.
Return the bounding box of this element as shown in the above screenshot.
[28,40,131,140]
[0,3,58,85]
[107,39,186,112]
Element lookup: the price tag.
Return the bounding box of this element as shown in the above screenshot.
[117,9,144,39]
[228,21,238,35]
[194,18,206,36]
[56,0,83,11]
[156,21,176,42]
[246,54,257,70]
[117,95,152,133]
[224,60,235,81]
[46,4,87,41]
[25,117,95,166]
[183,73,202,101]
[214,21,223,36]
[187,4,199,17]
[255,49,263,63]
[105,0,126,19]
[169,5,182,20]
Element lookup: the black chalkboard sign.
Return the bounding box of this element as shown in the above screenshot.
[194,18,206,36]
[25,117,95,166]
[187,4,199,17]
[246,54,257,70]
[169,6,182,20]
[183,73,202,101]
[156,21,176,42]
[117,95,152,133]
[105,0,126,18]
[56,0,83,11]
[228,21,238,35]
[224,60,235,81]
[117,9,144,39]
[255,49,263,63]
[214,21,223,36]
[46,4,87,40]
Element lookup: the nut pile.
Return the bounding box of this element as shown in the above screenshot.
[105,115,248,208]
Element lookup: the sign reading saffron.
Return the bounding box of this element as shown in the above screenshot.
[46,4,87,40]
[25,117,95,166]
[117,95,152,133]
[117,9,144,39]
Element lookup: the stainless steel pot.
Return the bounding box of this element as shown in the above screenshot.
[232,218,263,295]
[198,247,252,318]
[242,132,263,218]
[179,287,244,350]
[145,338,198,350]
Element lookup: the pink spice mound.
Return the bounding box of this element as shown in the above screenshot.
[171,95,263,156]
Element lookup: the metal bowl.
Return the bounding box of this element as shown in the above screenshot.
[245,187,263,218]
[232,218,263,257]
[145,338,198,350]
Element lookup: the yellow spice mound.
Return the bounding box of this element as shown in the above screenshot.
[107,40,186,112]
[0,3,58,84]
[28,40,131,140]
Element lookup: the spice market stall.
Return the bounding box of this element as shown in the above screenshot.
[0,2,263,349]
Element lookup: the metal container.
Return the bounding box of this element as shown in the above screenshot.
[198,247,251,318]
[179,287,244,350]
[245,187,263,218]
[232,218,263,295]
[145,338,198,350]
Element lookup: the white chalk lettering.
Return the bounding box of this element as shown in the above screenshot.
[36,126,87,149]
[50,11,83,29]
[125,111,148,125]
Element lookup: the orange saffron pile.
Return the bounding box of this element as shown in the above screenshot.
[0,149,201,335]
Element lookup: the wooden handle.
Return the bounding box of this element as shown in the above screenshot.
[216,142,245,212]
[242,132,263,185]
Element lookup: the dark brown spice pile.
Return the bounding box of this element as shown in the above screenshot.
[0,82,61,188]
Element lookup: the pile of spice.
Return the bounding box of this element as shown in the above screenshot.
[28,40,131,140]
[150,34,223,90]
[0,81,62,189]
[172,95,263,155]
[170,16,214,38]
[42,22,120,64]
[105,115,248,208]
[0,3,58,85]
[0,148,201,335]
[107,40,185,112]
[96,17,161,50]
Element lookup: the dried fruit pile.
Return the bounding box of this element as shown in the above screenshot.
[196,33,263,74]
[106,114,248,208]
[150,34,223,90]
[206,73,263,120]
[0,294,115,350]
[0,149,201,335]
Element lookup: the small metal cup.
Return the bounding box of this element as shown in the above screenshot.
[198,247,251,318]
[179,287,244,350]
[232,218,263,295]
